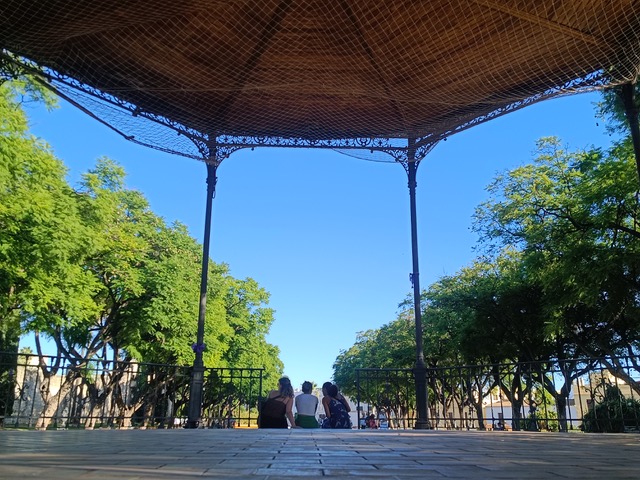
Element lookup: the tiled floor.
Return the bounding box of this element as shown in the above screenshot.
[0,429,638,479]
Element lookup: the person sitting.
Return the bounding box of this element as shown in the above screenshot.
[258,377,297,428]
[295,381,319,428]
[321,382,350,412]
[366,414,378,429]
[321,383,352,429]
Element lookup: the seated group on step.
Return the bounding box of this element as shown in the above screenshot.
[258,378,351,429]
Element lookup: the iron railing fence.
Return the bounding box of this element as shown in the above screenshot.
[4,352,639,432]
[356,356,640,432]
[0,352,263,429]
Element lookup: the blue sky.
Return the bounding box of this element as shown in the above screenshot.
[23,90,614,390]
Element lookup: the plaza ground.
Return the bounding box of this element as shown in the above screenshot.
[0,428,638,479]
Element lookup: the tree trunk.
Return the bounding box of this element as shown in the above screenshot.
[35,372,80,430]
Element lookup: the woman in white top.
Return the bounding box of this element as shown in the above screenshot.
[295,381,319,428]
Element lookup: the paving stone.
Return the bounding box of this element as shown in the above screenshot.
[0,429,638,478]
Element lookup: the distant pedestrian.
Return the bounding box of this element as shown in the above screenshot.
[528,401,539,432]
[366,414,378,429]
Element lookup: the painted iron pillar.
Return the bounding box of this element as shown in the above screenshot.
[404,138,430,430]
[185,161,218,428]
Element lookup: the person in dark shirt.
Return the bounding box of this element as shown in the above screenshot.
[259,377,298,428]
[321,382,352,429]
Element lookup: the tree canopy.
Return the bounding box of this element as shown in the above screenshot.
[0,75,283,384]
[334,93,640,402]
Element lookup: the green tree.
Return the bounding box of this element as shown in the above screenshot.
[27,157,282,426]
[581,384,640,433]
[0,75,99,422]
[594,81,640,182]
[0,77,85,353]
[333,328,388,398]
[475,137,640,358]
[0,75,284,426]
[595,83,640,137]
[424,255,550,429]
[218,275,282,387]
[474,136,640,406]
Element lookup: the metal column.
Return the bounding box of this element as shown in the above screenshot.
[186,161,218,428]
[406,138,430,429]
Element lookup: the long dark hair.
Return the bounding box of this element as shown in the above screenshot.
[326,384,339,398]
[278,377,294,398]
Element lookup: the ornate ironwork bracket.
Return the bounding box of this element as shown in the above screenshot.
[2,54,445,165]
[396,140,438,172]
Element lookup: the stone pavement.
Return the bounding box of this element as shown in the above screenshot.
[0,429,638,479]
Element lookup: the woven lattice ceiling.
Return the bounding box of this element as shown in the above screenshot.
[1,0,640,161]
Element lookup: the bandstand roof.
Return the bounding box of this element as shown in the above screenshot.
[1,0,640,160]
